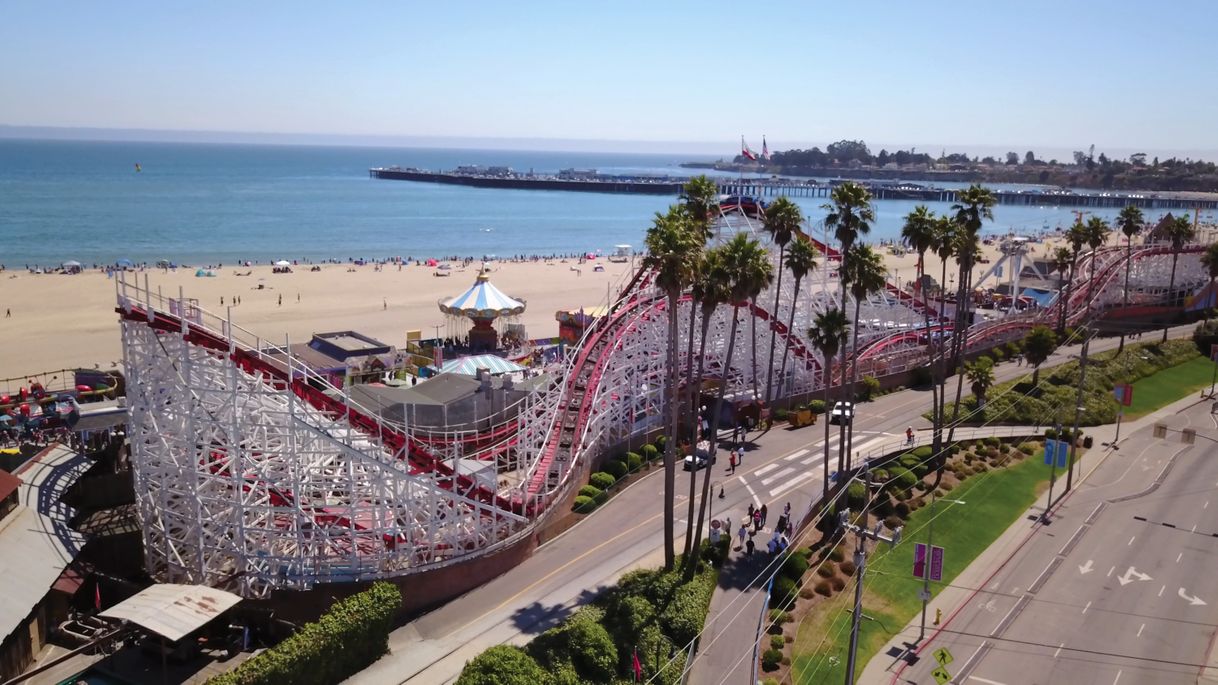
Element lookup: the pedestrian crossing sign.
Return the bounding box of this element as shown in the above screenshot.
[931,665,953,684]
[933,647,954,666]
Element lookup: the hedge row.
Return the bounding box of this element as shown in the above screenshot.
[573,436,669,513]
[457,545,723,685]
[206,582,401,685]
[938,339,1199,427]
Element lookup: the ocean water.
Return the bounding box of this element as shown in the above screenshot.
[0,139,1146,267]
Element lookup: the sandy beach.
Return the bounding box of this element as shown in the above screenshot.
[0,233,1100,382]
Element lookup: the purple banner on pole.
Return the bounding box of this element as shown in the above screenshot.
[913,542,927,579]
[930,545,945,582]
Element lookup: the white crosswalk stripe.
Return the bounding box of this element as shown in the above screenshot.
[770,472,816,499]
[760,466,798,487]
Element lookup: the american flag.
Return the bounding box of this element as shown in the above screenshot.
[761,136,771,161]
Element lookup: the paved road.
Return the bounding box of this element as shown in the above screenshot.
[895,400,1218,685]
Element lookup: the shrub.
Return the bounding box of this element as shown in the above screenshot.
[578,485,602,500]
[769,609,791,624]
[642,444,659,461]
[859,375,882,401]
[660,571,717,645]
[808,398,827,414]
[572,495,596,513]
[814,580,832,596]
[774,407,790,421]
[625,451,643,470]
[816,564,835,578]
[846,481,867,510]
[210,582,401,685]
[1018,442,1036,455]
[1044,427,1058,439]
[839,559,857,576]
[828,546,845,563]
[762,648,784,672]
[771,634,785,650]
[830,576,846,592]
[590,472,616,490]
[562,609,618,682]
[884,514,904,530]
[942,481,955,492]
[770,576,798,610]
[603,459,628,480]
[762,679,781,685]
[456,645,547,685]
[910,365,933,387]
[781,553,810,580]
[894,501,910,518]
[799,587,816,599]
[654,435,667,450]
[991,347,1006,362]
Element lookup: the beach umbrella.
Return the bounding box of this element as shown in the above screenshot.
[62,260,82,268]
[116,258,134,268]
[274,260,291,266]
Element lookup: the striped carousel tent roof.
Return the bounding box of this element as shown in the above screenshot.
[439,354,526,376]
[439,271,526,318]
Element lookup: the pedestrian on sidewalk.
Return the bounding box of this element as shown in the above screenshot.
[736,445,745,467]
[747,502,755,520]
[728,452,736,474]
[783,501,791,518]
[745,534,755,556]
[752,509,762,533]
[759,503,768,527]
[736,523,747,550]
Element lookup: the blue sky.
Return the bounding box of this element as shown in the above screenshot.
[2,1,1216,157]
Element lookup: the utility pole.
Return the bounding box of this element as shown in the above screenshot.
[918,489,936,641]
[1066,329,1090,493]
[1043,420,1063,524]
[841,468,902,685]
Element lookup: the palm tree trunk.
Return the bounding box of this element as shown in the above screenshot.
[750,297,760,402]
[1208,276,1216,326]
[946,260,973,445]
[662,292,678,570]
[1119,238,1131,352]
[1164,252,1180,343]
[765,245,786,403]
[1088,249,1098,317]
[822,354,833,502]
[689,307,740,574]
[934,259,949,457]
[682,299,699,558]
[776,276,802,405]
[845,294,864,469]
[682,305,713,572]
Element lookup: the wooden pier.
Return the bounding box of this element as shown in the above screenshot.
[369,168,1217,211]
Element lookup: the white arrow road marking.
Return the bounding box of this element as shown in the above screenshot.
[1078,559,1094,575]
[1179,588,1208,606]
[1117,566,1152,586]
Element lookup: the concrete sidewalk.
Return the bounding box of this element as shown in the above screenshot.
[857,390,1209,685]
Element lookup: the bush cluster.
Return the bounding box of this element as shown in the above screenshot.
[935,339,1200,427]
[590,471,616,490]
[207,583,401,685]
[459,554,719,685]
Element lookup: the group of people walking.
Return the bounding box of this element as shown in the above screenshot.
[734,501,792,557]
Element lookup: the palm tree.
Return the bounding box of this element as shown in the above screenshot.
[762,197,803,403]
[945,227,981,440]
[1083,216,1112,316]
[966,357,995,410]
[1116,205,1145,351]
[775,237,818,403]
[1200,242,1218,325]
[1063,219,1088,329]
[902,205,938,445]
[1052,247,1073,334]
[682,175,720,237]
[840,244,888,468]
[950,185,996,367]
[809,308,848,500]
[643,206,700,570]
[681,250,724,559]
[929,215,957,457]
[1162,214,1197,342]
[823,182,874,476]
[689,234,772,574]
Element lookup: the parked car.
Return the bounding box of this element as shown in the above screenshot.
[830,401,854,424]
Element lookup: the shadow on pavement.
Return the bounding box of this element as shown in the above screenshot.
[508,588,600,635]
[716,553,777,592]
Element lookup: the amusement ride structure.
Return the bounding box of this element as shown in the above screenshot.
[116,211,1210,599]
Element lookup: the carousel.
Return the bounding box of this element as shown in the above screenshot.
[438,269,527,351]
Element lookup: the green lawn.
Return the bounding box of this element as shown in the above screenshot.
[790,452,1052,684]
[1124,354,1218,419]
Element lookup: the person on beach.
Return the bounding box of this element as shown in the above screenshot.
[278,294,282,306]
[383,298,387,310]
